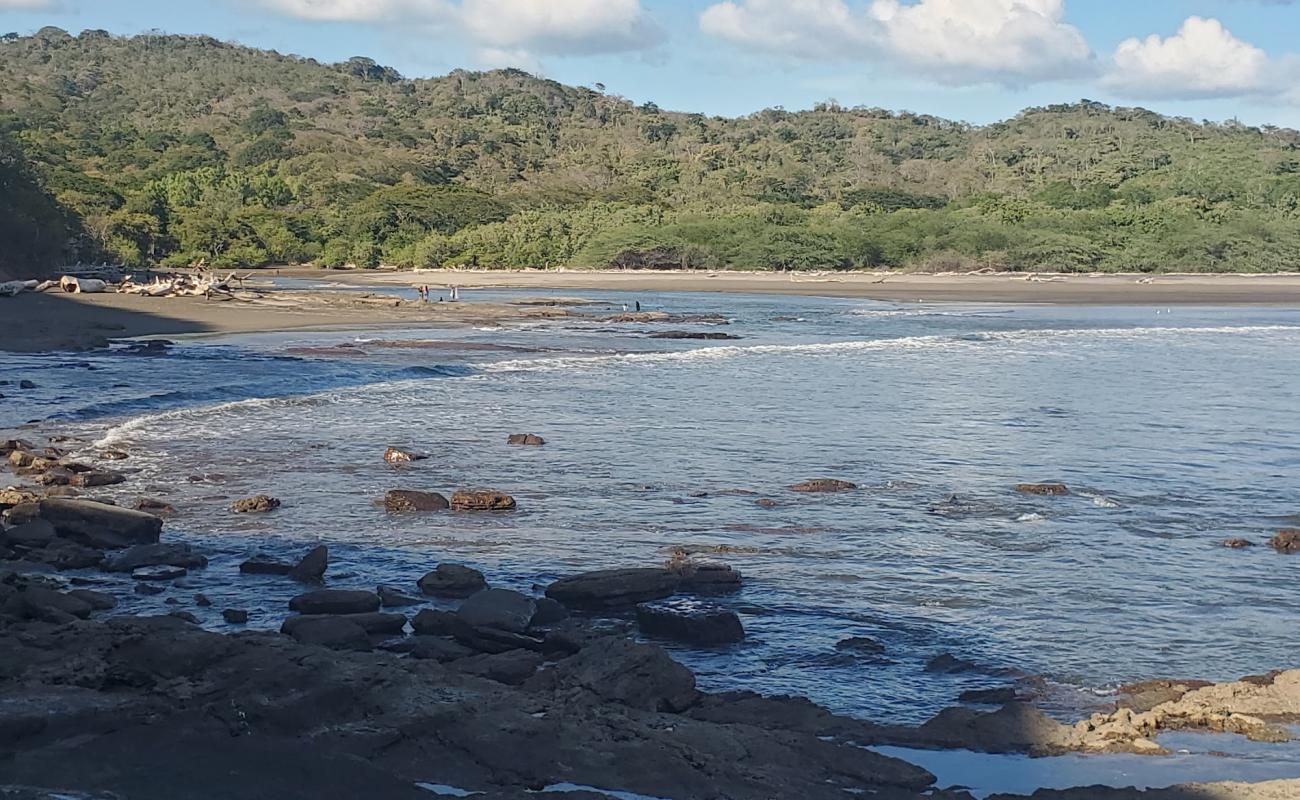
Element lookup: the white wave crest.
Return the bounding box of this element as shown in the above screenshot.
[94,395,342,447]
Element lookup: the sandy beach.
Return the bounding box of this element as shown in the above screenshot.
[5,269,1300,353]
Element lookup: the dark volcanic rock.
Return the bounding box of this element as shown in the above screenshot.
[238,553,294,575]
[383,489,449,513]
[377,584,423,607]
[286,616,372,650]
[959,687,1021,705]
[410,608,459,636]
[545,568,679,609]
[103,543,207,573]
[457,588,536,633]
[636,600,745,646]
[288,545,328,583]
[836,636,886,655]
[131,565,187,582]
[1,519,56,550]
[134,583,165,596]
[418,563,487,598]
[926,653,980,674]
[1270,529,1300,554]
[282,612,406,636]
[533,637,698,713]
[30,540,105,570]
[391,635,476,662]
[453,650,543,686]
[230,494,280,513]
[222,609,249,625]
[677,562,742,595]
[529,596,569,627]
[37,499,162,548]
[1015,483,1070,496]
[450,489,517,511]
[791,479,858,493]
[506,433,546,446]
[647,330,741,340]
[133,497,176,516]
[67,589,117,611]
[11,585,95,621]
[288,589,381,616]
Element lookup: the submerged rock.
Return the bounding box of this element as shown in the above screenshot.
[377,584,422,608]
[103,543,207,573]
[836,636,886,655]
[450,489,516,511]
[418,563,486,598]
[239,553,294,575]
[506,433,546,446]
[230,495,280,514]
[222,609,249,625]
[635,600,745,646]
[791,479,858,493]
[545,568,680,609]
[383,489,449,513]
[1015,483,1070,496]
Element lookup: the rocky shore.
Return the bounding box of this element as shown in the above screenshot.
[3,437,1300,799]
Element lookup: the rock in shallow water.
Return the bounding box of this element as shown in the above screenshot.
[506,433,546,446]
[450,489,516,511]
[377,584,422,607]
[230,494,280,513]
[103,543,207,573]
[222,609,249,625]
[635,599,745,646]
[1270,529,1300,554]
[287,544,328,583]
[457,588,536,633]
[545,568,679,609]
[131,565,188,582]
[418,563,487,598]
[288,589,381,615]
[37,499,162,549]
[790,479,858,493]
[383,489,448,513]
[1014,482,1070,496]
[282,612,405,635]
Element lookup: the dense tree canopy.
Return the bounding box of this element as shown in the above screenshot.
[2,29,1299,274]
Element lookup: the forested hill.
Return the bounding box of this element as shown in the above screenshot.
[3,27,1300,275]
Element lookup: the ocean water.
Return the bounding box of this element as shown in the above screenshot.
[4,289,1300,733]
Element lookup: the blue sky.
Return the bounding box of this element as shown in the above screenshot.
[4,1,1300,127]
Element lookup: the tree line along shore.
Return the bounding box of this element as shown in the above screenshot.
[4,28,1300,279]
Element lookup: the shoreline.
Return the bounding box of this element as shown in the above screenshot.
[4,268,1300,354]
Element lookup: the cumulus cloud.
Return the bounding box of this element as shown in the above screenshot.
[1107,17,1274,100]
[699,0,1094,86]
[255,0,662,65]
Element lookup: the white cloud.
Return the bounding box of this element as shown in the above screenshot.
[698,0,1093,87]
[0,0,56,7]
[1108,17,1272,100]
[255,0,661,65]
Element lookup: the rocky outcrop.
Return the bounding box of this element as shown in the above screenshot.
[281,612,406,636]
[647,331,741,340]
[545,568,680,609]
[450,489,517,511]
[676,561,742,595]
[239,553,294,575]
[37,499,163,549]
[457,588,536,633]
[287,545,328,583]
[506,433,546,446]
[383,489,449,513]
[383,447,427,465]
[230,495,280,513]
[529,636,700,713]
[791,479,857,493]
[1269,529,1300,553]
[288,589,381,615]
[418,564,487,597]
[635,600,745,646]
[103,543,208,573]
[68,470,126,488]
[377,584,422,607]
[1015,483,1070,496]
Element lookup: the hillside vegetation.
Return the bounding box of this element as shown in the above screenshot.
[3,27,1300,274]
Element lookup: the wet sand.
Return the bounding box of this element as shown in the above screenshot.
[321,268,1300,306]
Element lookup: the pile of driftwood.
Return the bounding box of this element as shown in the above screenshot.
[0,271,254,299]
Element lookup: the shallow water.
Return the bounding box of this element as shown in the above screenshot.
[4,290,1300,736]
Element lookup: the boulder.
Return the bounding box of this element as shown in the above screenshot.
[286,617,371,650]
[418,564,487,598]
[545,568,679,609]
[288,545,328,583]
[239,553,294,575]
[288,589,381,616]
[1,519,56,550]
[67,588,116,611]
[103,543,207,573]
[15,585,95,621]
[926,653,980,674]
[790,479,857,493]
[388,636,476,662]
[132,565,187,581]
[195,594,213,607]
[535,637,697,712]
[1270,529,1300,554]
[134,583,165,595]
[133,498,176,516]
[450,490,516,511]
[410,608,459,636]
[677,562,742,595]
[453,650,543,686]
[452,622,546,655]
[38,499,162,548]
[222,609,249,624]
[383,490,449,513]
[457,588,536,633]
[1015,483,1070,496]
[281,612,406,636]
[636,600,745,646]
[68,470,126,488]
[529,596,569,627]
[230,495,280,513]
[377,585,422,608]
[1223,538,1255,549]
[506,434,545,446]
[30,541,104,570]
